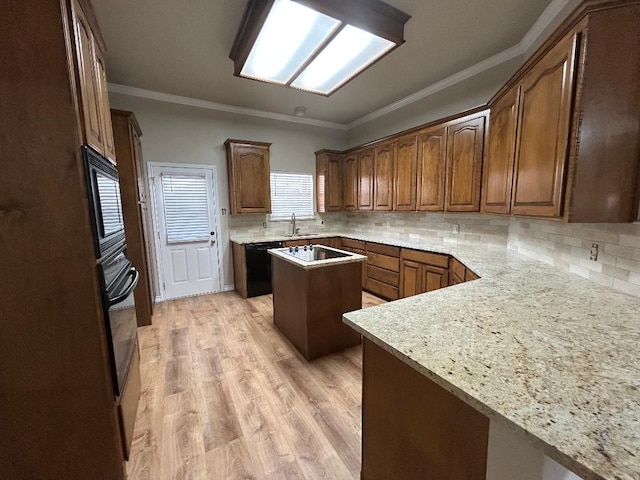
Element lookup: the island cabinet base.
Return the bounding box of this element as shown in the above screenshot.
[362,339,489,480]
[272,256,363,361]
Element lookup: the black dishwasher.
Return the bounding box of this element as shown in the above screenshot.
[245,241,283,297]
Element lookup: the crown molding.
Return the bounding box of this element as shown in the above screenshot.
[108,0,572,132]
[347,0,573,129]
[107,83,349,131]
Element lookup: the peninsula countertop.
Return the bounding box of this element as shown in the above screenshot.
[338,234,640,480]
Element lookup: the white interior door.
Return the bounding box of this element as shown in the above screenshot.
[151,165,221,300]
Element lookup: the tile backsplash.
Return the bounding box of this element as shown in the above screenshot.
[228,211,640,298]
[508,219,640,297]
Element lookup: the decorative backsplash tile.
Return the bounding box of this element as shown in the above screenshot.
[228,210,640,298]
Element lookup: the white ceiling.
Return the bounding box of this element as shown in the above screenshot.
[93,0,554,125]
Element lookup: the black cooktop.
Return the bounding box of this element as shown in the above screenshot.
[282,245,350,262]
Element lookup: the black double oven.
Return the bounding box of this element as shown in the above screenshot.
[83,145,138,396]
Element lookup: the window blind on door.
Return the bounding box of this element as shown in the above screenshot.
[161,174,210,243]
[270,172,314,220]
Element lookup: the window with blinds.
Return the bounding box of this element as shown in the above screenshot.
[161,174,211,243]
[270,172,314,220]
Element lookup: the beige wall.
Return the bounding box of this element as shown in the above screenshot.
[109,93,347,291]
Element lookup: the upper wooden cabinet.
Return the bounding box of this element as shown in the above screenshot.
[483,3,640,222]
[343,154,358,211]
[71,0,116,164]
[316,150,343,213]
[482,86,519,214]
[225,139,271,214]
[511,33,577,217]
[416,126,446,211]
[445,115,486,212]
[394,135,418,211]
[358,148,375,211]
[374,142,394,211]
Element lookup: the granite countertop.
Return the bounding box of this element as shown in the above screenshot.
[268,244,366,270]
[339,233,640,480]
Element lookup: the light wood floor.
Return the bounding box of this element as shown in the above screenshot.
[127,291,385,480]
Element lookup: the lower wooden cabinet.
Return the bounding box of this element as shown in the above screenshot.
[342,238,367,287]
[400,249,449,298]
[117,341,141,460]
[365,242,400,300]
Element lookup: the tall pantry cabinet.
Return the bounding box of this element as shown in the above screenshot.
[111,109,156,326]
[1,0,129,479]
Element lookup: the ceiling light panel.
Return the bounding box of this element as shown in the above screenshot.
[241,0,340,84]
[291,25,394,95]
[230,0,411,96]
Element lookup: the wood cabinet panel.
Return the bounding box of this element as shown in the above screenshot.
[445,116,485,212]
[482,86,519,214]
[342,238,365,250]
[374,142,394,211]
[366,242,400,257]
[512,33,577,217]
[423,266,448,292]
[394,135,417,211]
[358,149,375,211]
[365,278,399,301]
[450,257,466,281]
[367,265,399,286]
[401,249,449,269]
[111,109,154,325]
[315,150,342,212]
[72,0,104,156]
[95,51,115,163]
[225,139,271,214]
[367,252,400,273]
[343,154,358,211]
[400,260,421,298]
[117,342,140,460]
[416,126,446,211]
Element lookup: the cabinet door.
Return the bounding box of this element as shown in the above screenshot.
[358,149,374,211]
[95,51,116,164]
[445,116,485,212]
[400,260,422,298]
[227,143,271,214]
[512,33,577,217]
[72,0,104,155]
[394,135,417,211]
[423,265,448,292]
[374,142,394,211]
[327,154,343,211]
[482,87,519,214]
[343,154,358,211]
[416,126,446,211]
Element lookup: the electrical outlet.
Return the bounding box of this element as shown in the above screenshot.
[590,243,599,261]
[452,224,459,234]
[262,221,267,228]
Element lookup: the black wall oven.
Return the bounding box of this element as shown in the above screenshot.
[83,145,138,396]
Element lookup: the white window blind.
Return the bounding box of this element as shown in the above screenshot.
[161,174,210,243]
[270,172,314,220]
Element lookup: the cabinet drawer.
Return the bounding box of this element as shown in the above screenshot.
[342,238,365,250]
[400,249,449,268]
[366,278,399,300]
[118,343,141,460]
[366,242,400,257]
[367,265,399,287]
[450,257,466,280]
[367,252,400,272]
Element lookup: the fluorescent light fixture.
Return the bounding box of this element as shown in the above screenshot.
[229,0,410,96]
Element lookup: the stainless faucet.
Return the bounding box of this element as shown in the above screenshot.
[291,212,296,235]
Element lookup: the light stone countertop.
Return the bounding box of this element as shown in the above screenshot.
[268,245,366,270]
[339,233,640,480]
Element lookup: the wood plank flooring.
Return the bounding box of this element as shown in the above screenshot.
[127,291,385,480]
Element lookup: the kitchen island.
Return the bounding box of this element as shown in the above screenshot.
[269,245,366,360]
[342,237,640,480]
